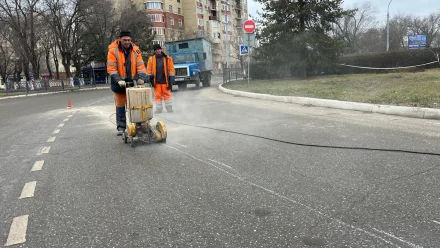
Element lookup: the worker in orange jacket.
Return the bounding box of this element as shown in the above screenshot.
[147,44,175,113]
[107,31,148,136]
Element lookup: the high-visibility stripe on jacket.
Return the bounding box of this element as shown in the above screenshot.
[107,40,147,82]
[146,54,175,85]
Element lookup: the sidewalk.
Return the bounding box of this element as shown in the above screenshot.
[0,85,110,100]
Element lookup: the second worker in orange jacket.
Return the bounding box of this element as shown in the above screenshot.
[147,44,176,113]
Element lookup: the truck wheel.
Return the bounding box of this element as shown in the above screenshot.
[202,74,211,87]
[178,83,187,90]
[194,77,200,89]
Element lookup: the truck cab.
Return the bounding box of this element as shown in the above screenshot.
[165,38,212,90]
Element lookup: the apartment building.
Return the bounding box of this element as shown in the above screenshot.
[115,0,248,70]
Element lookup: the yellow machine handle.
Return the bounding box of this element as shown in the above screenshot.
[130,105,153,121]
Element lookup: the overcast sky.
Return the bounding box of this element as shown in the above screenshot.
[248,0,440,23]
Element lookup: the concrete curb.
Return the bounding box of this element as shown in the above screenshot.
[0,87,110,100]
[219,83,440,120]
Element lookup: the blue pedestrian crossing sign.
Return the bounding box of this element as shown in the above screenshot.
[239,45,249,55]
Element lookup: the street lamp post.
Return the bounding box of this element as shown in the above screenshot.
[387,0,393,51]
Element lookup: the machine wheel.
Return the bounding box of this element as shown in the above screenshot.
[202,73,211,87]
[178,83,187,90]
[130,137,135,147]
[122,132,128,143]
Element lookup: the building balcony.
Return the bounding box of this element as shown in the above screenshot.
[209,15,218,21]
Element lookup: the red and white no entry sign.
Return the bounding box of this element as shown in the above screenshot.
[243,19,256,33]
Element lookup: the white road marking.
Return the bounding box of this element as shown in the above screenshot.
[63,118,69,122]
[19,181,37,199]
[53,129,60,134]
[433,220,440,225]
[174,143,187,148]
[31,160,44,172]
[5,215,29,246]
[165,144,399,247]
[372,228,423,248]
[58,123,64,127]
[208,159,240,173]
[68,115,73,118]
[38,146,51,155]
[47,137,56,142]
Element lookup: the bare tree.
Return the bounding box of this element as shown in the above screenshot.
[335,1,377,54]
[0,0,42,79]
[409,13,440,48]
[41,0,87,78]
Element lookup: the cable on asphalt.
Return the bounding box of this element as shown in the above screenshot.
[157,115,440,157]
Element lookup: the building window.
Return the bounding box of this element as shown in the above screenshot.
[170,17,174,25]
[197,0,202,2]
[153,40,166,47]
[152,27,165,35]
[213,32,220,39]
[178,8,181,14]
[179,19,183,27]
[177,0,180,2]
[197,6,203,14]
[224,34,230,41]
[212,21,219,28]
[169,5,173,13]
[149,14,165,23]
[222,4,230,11]
[222,14,229,23]
[198,18,203,26]
[145,2,163,10]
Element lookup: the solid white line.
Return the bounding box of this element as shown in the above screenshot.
[372,228,423,248]
[5,215,29,246]
[433,220,440,225]
[47,137,56,143]
[19,181,37,199]
[58,123,64,127]
[63,118,69,122]
[174,143,187,148]
[164,144,398,247]
[67,115,73,118]
[31,160,44,172]
[53,129,60,134]
[207,158,240,174]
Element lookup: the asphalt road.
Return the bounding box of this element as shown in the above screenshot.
[1,80,440,247]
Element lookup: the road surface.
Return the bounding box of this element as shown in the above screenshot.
[1,80,439,247]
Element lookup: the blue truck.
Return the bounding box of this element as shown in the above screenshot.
[165,38,213,90]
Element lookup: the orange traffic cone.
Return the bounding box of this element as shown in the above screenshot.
[67,99,72,109]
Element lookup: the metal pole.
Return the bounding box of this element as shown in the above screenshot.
[387,0,393,51]
[247,33,250,84]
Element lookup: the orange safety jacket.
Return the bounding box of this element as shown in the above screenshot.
[146,54,175,86]
[107,40,147,93]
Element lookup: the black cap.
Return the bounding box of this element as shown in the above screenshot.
[153,44,162,51]
[119,30,132,38]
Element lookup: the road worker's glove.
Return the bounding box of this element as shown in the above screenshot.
[118,80,126,87]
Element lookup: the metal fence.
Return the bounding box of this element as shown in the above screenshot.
[222,66,245,84]
[0,78,107,97]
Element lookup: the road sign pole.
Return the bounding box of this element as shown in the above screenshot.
[248,33,250,84]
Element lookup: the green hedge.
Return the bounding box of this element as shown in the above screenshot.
[334,48,440,74]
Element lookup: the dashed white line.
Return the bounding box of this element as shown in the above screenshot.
[372,228,423,248]
[47,137,56,143]
[31,160,44,172]
[174,143,187,148]
[19,181,37,199]
[208,158,240,173]
[58,123,64,127]
[67,115,73,118]
[433,220,440,225]
[63,118,69,122]
[5,215,29,246]
[53,129,60,134]
[38,146,51,155]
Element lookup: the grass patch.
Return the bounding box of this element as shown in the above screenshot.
[225,68,440,108]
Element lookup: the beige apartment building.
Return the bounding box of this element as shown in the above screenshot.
[116,0,248,71]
